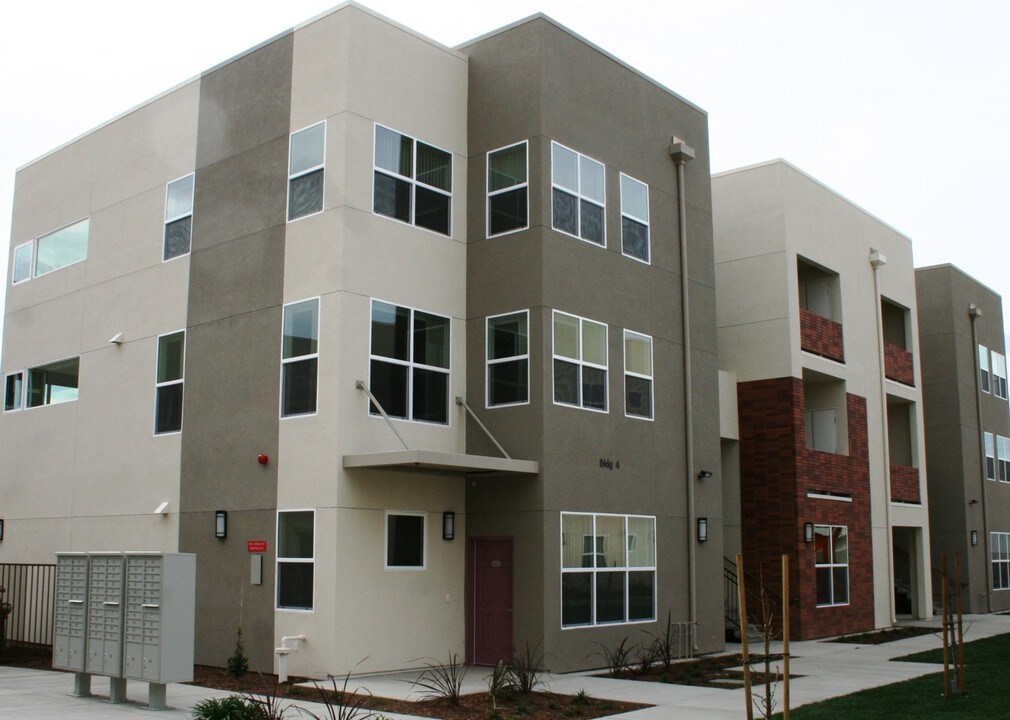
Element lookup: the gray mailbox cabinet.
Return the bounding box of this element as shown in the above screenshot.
[53,553,89,672]
[86,553,125,677]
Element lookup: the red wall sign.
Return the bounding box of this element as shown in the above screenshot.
[247,540,268,553]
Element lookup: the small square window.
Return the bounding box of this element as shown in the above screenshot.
[386,512,425,568]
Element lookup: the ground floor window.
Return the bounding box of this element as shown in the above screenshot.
[993,532,1010,590]
[560,513,655,627]
[277,510,314,610]
[386,512,426,569]
[814,524,849,606]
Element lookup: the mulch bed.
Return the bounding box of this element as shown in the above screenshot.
[598,653,799,688]
[828,626,936,644]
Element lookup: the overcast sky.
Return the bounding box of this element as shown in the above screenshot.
[2,0,1009,348]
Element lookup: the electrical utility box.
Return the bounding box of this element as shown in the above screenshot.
[53,553,90,672]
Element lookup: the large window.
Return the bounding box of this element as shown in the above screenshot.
[814,525,849,606]
[281,298,319,417]
[4,372,23,412]
[277,511,314,610]
[620,174,649,263]
[487,142,528,237]
[993,532,1010,591]
[993,352,1008,400]
[624,331,653,419]
[986,432,996,480]
[487,310,529,407]
[979,345,991,394]
[386,512,426,569]
[373,125,451,236]
[553,311,607,412]
[12,219,89,284]
[164,174,194,261]
[551,142,605,246]
[24,358,80,408]
[288,122,325,221]
[155,331,185,434]
[999,436,1010,482]
[561,513,655,627]
[369,300,449,424]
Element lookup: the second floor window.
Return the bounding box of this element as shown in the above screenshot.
[155,331,185,434]
[552,142,605,246]
[487,141,528,237]
[993,352,1008,400]
[979,345,991,393]
[487,311,529,407]
[620,174,650,263]
[281,298,319,417]
[553,311,607,412]
[12,219,90,284]
[164,174,194,260]
[373,126,451,236]
[288,123,325,221]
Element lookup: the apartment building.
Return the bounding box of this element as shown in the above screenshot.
[916,264,1010,614]
[0,3,721,676]
[714,160,933,639]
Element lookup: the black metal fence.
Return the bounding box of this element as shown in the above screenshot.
[0,563,56,650]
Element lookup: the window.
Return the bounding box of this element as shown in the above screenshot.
[26,358,79,408]
[487,141,528,237]
[624,331,653,419]
[277,511,314,610]
[4,372,23,412]
[288,122,325,221]
[373,125,451,236]
[281,299,319,417]
[163,174,194,260]
[805,408,838,453]
[386,512,426,569]
[993,532,1010,591]
[551,142,605,246]
[985,432,996,480]
[561,513,655,627]
[979,345,991,393]
[155,331,185,434]
[993,352,1008,400]
[814,525,849,606]
[553,311,607,412]
[12,242,32,284]
[999,436,1010,483]
[12,219,90,285]
[620,174,649,263]
[487,311,529,407]
[369,300,450,424]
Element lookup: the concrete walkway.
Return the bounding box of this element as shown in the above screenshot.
[1,613,1006,719]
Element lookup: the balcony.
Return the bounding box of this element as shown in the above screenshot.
[800,308,845,363]
[884,342,914,386]
[890,464,920,504]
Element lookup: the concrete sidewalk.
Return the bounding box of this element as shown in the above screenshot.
[1,614,1006,719]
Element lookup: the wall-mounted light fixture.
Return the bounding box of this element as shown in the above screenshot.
[442,511,455,541]
[696,517,708,543]
[697,470,713,480]
[971,530,979,547]
[804,522,814,543]
[215,510,228,539]
[0,519,4,542]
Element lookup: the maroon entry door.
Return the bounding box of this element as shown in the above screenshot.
[472,537,514,665]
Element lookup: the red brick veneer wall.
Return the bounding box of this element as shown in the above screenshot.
[890,464,920,504]
[738,377,874,640]
[800,308,845,363]
[883,342,915,386]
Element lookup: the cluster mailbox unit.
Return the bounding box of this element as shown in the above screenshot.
[53,552,196,709]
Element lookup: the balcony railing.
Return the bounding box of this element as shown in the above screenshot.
[800,308,844,363]
[884,342,915,386]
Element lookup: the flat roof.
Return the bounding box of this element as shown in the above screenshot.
[343,450,539,476]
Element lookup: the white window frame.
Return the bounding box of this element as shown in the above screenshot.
[993,532,1010,591]
[287,121,326,223]
[3,371,24,412]
[560,512,657,628]
[979,345,991,394]
[998,435,1010,483]
[619,173,650,264]
[280,297,320,419]
[551,141,606,247]
[11,241,33,284]
[552,310,608,413]
[993,351,1008,400]
[384,511,427,571]
[153,330,185,436]
[985,432,996,480]
[163,173,195,262]
[623,330,654,420]
[486,309,530,409]
[368,299,451,426]
[486,140,529,238]
[276,509,315,612]
[12,218,90,285]
[814,524,849,607]
[372,124,452,237]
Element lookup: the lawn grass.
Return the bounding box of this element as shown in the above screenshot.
[775,633,1010,720]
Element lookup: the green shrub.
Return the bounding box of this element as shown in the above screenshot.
[191,695,262,720]
[227,627,249,679]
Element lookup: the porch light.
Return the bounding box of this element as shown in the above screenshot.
[442,511,455,541]
[804,522,814,543]
[971,530,979,547]
[215,510,227,539]
[696,517,708,543]
[697,470,713,480]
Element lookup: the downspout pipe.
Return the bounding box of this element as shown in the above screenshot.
[968,304,993,614]
[670,138,696,644]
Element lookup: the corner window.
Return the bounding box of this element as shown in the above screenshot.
[164,174,194,261]
[551,142,605,246]
[369,300,450,424]
[553,311,607,412]
[155,331,185,434]
[27,358,79,408]
[814,525,849,606]
[277,511,314,610]
[281,298,319,417]
[993,352,1008,400]
[386,512,426,569]
[993,532,1010,590]
[620,174,649,263]
[487,311,529,407]
[999,436,1010,483]
[12,219,90,285]
[487,142,528,237]
[374,126,451,236]
[12,242,33,284]
[4,372,23,412]
[624,331,653,419]
[288,122,325,221]
[561,513,655,627]
[985,432,996,480]
[979,345,991,393]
